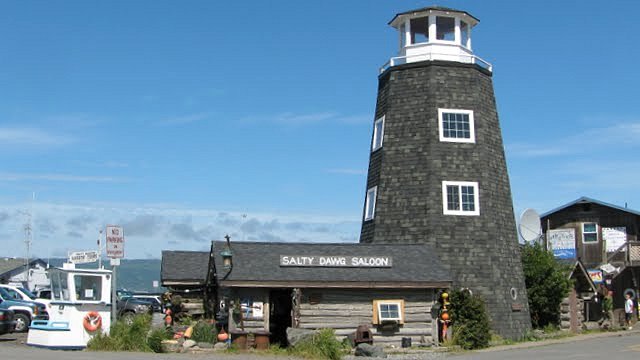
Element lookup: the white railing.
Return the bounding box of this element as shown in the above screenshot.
[379,53,493,74]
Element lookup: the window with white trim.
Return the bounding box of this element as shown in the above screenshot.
[438,109,475,143]
[442,181,479,216]
[364,186,377,221]
[582,223,598,243]
[371,115,385,152]
[373,299,405,324]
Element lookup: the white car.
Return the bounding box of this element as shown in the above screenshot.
[0,284,50,307]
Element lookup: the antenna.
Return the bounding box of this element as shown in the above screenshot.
[518,208,542,242]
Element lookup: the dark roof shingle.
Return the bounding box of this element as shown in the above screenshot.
[161,250,210,284]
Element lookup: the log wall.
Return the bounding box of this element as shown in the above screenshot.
[228,288,269,334]
[298,288,437,346]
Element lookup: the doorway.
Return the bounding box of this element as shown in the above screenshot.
[269,289,293,346]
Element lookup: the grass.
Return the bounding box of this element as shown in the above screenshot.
[87,314,172,353]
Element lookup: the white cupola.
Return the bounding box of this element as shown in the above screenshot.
[384,7,491,72]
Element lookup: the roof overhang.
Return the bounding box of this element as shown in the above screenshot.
[389,6,479,28]
[220,280,451,289]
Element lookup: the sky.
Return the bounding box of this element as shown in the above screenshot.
[1,1,639,259]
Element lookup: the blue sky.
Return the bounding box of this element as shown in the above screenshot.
[1,1,639,258]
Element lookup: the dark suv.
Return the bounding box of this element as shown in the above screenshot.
[116,289,152,322]
[0,288,46,332]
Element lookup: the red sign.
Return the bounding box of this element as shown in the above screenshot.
[106,225,125,259]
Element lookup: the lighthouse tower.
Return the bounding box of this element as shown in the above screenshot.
[360,7,531,339]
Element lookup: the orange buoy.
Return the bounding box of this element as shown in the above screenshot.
[83,311,102,332]
[217,327,229,342]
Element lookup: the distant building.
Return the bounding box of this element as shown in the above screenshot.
[542,197,640,312]
[0,257,49,291]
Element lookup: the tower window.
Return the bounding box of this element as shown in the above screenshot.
[438,109,475,143]
[442,181,479,216]
[410,17,429,44]
[372,115,385,152]
[436,16,455,41]
[461,21,470,48]
[582,223,598,243]
[364,186,378,221]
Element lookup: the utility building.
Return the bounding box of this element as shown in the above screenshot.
[359,7,531,339]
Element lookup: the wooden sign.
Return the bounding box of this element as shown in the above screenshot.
[280,255,392,268]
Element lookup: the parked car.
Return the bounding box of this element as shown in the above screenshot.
[116,289,152,321]
[0,308,16,335]
[0,288,45,332]
[34,288,51,300]
[131,293,162,313]
[0,284,50,313]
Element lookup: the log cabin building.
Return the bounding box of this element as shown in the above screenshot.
[163,241,451,347]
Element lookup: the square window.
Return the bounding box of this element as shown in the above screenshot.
[582,223,598,243]
[438,109,475,143]
[364,187,377,221]
[442,181,479,216]
[372,116,385,152]
[373,299,404,324]
[436,16,455,41]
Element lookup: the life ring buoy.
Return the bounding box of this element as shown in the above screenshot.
[83,311,102,332]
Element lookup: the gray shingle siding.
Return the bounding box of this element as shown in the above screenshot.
[359,60,531,339]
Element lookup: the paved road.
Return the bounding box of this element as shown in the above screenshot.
[452,332,640,360]
[2,330,639,360]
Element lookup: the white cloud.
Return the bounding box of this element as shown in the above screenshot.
[0,202,361,259]
[507,121,640,158]
[0,127,73,147]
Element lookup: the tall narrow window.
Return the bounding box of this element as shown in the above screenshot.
[364,186,377,221]
[582,223,598,243]
[438,109,475,143]
[442,181,479,216]
[460,21,470,48]
[372,115,385,152]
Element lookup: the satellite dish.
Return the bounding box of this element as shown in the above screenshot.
[519,208,542,242]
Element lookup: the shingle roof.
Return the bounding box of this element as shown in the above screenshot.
[540,196,640,218]
[389,6,480,26]
[0,258,47,277]
[161,250,210,285]
[211,241,451,288]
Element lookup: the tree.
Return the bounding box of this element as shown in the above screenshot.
[449,289,491,349]
[521,242,573,328]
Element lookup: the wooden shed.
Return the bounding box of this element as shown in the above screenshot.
[209,241,452,347]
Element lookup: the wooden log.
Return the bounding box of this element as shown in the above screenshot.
[182,303,204,310]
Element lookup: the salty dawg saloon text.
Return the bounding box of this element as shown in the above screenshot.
[280,255,392,268]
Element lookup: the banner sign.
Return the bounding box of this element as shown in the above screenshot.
[548,229,576,259]
[280,255,392,268]
[588,269,603,284]
[106,225,125,259]
[68,251,98,264]
[603,227,627,252]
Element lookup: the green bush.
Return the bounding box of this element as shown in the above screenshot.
[147,327,172,353]
[449,290,491,350]
[290,328,348,360]
[190,320,217,343]
[521,242,573,328]
[87,314,170,353]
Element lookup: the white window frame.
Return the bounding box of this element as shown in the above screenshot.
[582,222,598,244]
[371,115,385,152]
[438,108,475,143]
[364,186,378,221]
[442,181,480,216]
[374,299,404,324]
